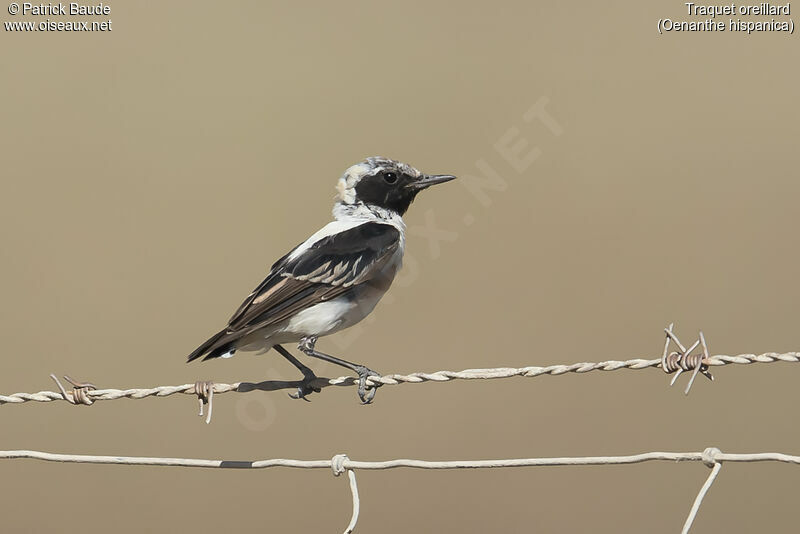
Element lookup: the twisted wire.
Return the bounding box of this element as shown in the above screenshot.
[1,352,798,406]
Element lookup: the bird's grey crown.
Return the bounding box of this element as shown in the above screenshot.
[336,156,422,205]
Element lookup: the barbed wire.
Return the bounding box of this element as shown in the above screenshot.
[1,325,799,424]
[1,351,796,405]
[2,447,797,533]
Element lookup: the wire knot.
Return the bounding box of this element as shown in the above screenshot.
[702,447,722,467]
[49,374,96,405]
[331,454,349,477]
[193,381,214,424]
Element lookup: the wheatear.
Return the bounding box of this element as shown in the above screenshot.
[187,157,456,403]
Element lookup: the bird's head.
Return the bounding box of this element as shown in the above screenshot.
[336,156,456,216]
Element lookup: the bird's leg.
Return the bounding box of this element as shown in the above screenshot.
[298,336,381,404]
[274,344,321,401]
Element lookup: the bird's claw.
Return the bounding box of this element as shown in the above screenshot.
[288,373,322,401]
[355,365,381,404]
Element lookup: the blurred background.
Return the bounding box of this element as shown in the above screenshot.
[1,1,798,532]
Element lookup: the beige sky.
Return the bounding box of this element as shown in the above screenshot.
[1,2,798,532]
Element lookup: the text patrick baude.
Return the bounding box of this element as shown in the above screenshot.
[20,2,110,16]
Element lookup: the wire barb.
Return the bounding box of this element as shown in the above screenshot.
[661,324,714,394]
[193,381,214,424]
[49,374,96,405]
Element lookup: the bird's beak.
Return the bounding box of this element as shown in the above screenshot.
[407,174,457,191]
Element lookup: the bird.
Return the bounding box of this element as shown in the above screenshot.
[187,156,457,403]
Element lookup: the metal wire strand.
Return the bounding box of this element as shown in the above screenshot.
[682,448,723,534]
[3,351,798,407]
[2,326,798,432]
[1,448,797,533]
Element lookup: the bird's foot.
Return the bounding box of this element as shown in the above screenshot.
[288,370,322,402]
[354,365,381,404]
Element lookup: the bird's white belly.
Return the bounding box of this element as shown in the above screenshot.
[285,280,388,337]
[285,297,355,336]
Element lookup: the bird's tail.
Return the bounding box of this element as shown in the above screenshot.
[186,329,233,362]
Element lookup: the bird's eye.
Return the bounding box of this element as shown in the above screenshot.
[383,172,398,184]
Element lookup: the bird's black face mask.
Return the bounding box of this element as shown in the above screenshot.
[355,171,456,215]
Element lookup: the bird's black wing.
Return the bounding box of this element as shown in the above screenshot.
[223,245,300,328]
[187,222,400,361]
